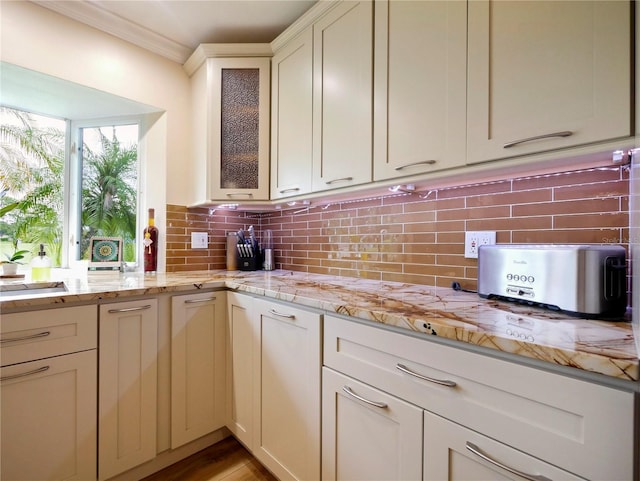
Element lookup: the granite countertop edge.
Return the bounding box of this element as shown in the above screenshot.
[1,269,637,382]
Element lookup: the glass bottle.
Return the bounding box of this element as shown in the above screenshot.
[143,208,159,273]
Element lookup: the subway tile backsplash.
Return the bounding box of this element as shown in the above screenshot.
[167,165,629,291]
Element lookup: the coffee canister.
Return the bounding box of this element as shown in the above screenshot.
[226,232,238,270]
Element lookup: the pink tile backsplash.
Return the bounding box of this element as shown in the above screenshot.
[167,165,630,293]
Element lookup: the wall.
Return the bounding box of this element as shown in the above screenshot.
[1,1,196,270]
[167,165,629,291]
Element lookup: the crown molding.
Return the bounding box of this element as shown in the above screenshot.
[31,0,192,64]
[183,43,273,77]
[270,0,338,53]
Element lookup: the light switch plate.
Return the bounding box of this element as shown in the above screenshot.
[191,232,208,249]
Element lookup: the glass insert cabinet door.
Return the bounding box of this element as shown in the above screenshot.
[208,57,270,201]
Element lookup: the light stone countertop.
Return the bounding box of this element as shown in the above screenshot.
[0,269,637,382]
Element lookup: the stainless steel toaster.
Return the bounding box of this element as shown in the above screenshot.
[477,245,627,318]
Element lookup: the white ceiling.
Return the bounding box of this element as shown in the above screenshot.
[32,0,318,64]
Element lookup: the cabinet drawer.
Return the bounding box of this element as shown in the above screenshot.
[324,315,635,480]
[424,411,583,481]
[1,305,97,366]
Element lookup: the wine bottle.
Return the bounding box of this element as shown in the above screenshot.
[143,208,159,273]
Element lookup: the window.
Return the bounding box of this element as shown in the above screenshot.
[0,107,140,268]
[72,122,139,263]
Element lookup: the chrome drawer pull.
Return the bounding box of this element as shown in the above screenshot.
[279,187,300,194]
[0,331,51,344]
[108,305,152,314]
[503,131,572,149]
[184,297,217,304]
[466,442,552,481]
[268,309,295,320]
[226,192,254,198]
[396,363,457,387]
[394,160,436,171]
[325,176,353,185]
[342,386,387,409]
[1,365,50,382]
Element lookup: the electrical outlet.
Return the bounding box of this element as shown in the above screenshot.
[464,231,496,259]
[191,232,208,249]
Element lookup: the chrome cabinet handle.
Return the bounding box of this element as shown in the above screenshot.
[396,363,457,387]
[1,365,50,382]
[325,176,353,185]
[184,297,217,304]
[503,131,572,149]
[268,308,295,320]
[342,386,387,409]
[108,305,152,314]
[226,192,254,198]
[466,442,552,481]
[394,160,436,171]
[0,331,51,344]
[279,187,300,194]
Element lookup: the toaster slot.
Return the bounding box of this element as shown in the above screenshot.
[604,256,626,301]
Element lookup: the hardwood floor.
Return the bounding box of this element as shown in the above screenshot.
[141,437,278,481]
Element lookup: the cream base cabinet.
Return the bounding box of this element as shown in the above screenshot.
[253,299,322,481]
[1,305,98,481]
[226,292,322,481]
[1,351,97,481]
[373,0,466,181]
[423,411,583,481]
[226,291,258,449]
[322,367,423,481]
[467,0,632,164]
[312,0,372,192]
[99,299,158,480]
[324,315,635,480]
[171,291,226,449]
[271,27,314,200]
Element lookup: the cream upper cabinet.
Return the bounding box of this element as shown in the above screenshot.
[373,0,467,181]
[171,292,226,449]
[467,0,632,164]
[190,53,271,203]
[312,0,373,192]
[271,27,314,200]
[99,299,158,480]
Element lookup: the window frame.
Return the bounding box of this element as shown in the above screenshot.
[68,116,143,267]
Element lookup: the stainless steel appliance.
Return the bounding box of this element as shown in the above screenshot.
[477,245,627,317]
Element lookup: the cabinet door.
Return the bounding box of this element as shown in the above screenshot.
[312,0,372,192]
[208,57,271,201]
[226,291,258,449]
[423,411,583,481]
[1,350,97,481]
[254,299,322,481]
[374,0,466,181]
[98,299,158,480]
[322,367,423,481]
[467,0,631,164]
[171,292,226,448]
[271,27,313,199]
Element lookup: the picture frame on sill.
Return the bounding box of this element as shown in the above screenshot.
[88,236,122,271]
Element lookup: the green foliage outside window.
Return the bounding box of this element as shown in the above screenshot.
[0,107,138,266]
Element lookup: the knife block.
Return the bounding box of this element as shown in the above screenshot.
[238,249,262,271]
